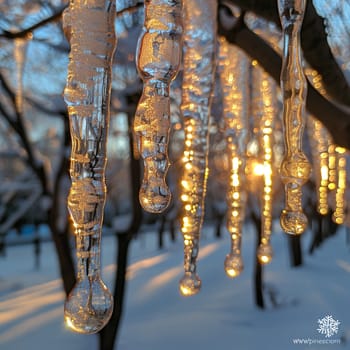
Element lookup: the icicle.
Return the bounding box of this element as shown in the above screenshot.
[278,0,311,235]
[134,0,183,213]
[14,37,29,115]
[63,0,116,334]
[218,38,249,278]
[328,144,337,192]
[307,117,331,215]
[179,0,217,295]
[332,147,347,224]
[252,62,277,265]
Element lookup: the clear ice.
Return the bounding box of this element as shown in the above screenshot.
[333,146,347,224]
[252,63,277,265]
[134,0,183,213]
[307,117,331,215]
[179,0,217,295]
[278,0,311,235]
[218,38,249,278]
[63,0,116,334]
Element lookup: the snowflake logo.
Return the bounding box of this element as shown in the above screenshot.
[317,315,340,338]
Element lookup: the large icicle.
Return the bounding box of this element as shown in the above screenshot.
[278,0,311,235]
[218,38,249,278]
[63,0,116,334]
[179,0,217,296]
[252,62,277,265]
[134,0,183,213]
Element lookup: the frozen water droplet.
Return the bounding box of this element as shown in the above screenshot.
[139,183,171,213]
[224,254,244,278]
[257,244,273,265]
[280,209,308,235]
[179,273,201,296]
[64,279,113,334]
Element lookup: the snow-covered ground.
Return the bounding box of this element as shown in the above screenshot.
[0,222,349,350]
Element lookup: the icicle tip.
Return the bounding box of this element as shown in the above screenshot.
[179,273,201,297]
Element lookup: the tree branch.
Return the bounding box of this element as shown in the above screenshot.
[0,73,49,194]
[0,2,143,40]
[222,0,350,107]
[117,2,144,17]
[218,8,350,149]
[0,4,67,39]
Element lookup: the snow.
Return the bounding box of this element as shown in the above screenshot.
[1,222,350,350]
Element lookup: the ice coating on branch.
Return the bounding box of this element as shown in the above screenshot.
[252,63,277,265]
[307,117,331,215]
[134,0,183,213]
[179,0,217,295]
[63,0,116,334]
[278,0,311,235]
[218,38,249,278]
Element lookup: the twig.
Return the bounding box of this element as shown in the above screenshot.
[0,5,67,39]
[0,2,144,40]
[217,6,350,149]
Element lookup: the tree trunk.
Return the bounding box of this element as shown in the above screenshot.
[99,156,142,350]
[99,93,142,350]
[99,233,132,350]
[214,212,224,238]
[169,219,176,242]
[49,112,76,296]
[49,225,76,295]
[158,215,166,249]
[288,235,303,267]
[251,211,264,309]
[324,211,339,238]
[98,158,141,350]
[309,212,339,254]
[309,213,323,254]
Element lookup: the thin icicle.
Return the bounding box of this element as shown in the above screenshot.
[252,62,277,265]
[328,143,337,192]
[179,0,217,296]
[307,117,331,215]
[332,147,347,224]
[218,38,249,278]
[278,0,311,235]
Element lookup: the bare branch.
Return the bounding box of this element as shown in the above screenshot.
[0,2,143,40]
[0,72,49,194]
[117,2,144,17]
[221,0,350,107]
[0,4,67,39]
[217,7,350,149]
